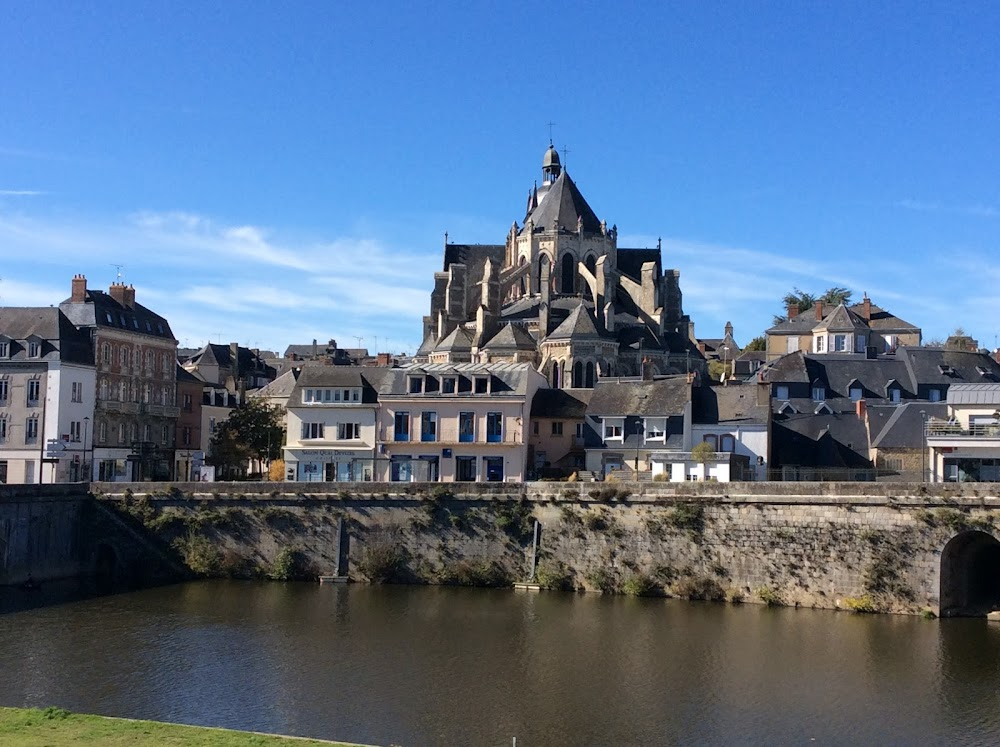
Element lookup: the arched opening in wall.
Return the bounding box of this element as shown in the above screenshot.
[585,254,597,278]
[585,361,595,388]
[518,256,527,298]
[940,530,1000,617]
[572,361,584,388]
[551,361,561,389]
[94,542,119,583]
[560,253,575,294]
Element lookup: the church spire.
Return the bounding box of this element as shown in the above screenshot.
[542,144,561,184]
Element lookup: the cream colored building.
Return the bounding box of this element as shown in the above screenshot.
[925,384,1000,482]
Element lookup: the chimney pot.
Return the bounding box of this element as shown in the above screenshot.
[71,274,88,303]
[109,282,127,306]
[856,398,867,419]
[862,295,872,320]
[815,301,824,321]
[787,303,799,319]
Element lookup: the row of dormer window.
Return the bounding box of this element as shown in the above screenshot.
[407,374,491,395]
[0,340,41,358]
[303,387,361,404]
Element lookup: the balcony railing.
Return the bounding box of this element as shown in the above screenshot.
[926,422,1000,439]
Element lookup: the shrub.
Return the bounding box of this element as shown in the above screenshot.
[621,573,659,597]
[439,558,511,588]
[560,505,581,524]
[357,526,407,583]
[267,547,303,581]
[862,547,913,600]
[842,595,880,613]
[496,500,535,543]
[584,511,609,531]
[172,530,223,576]
[585,567,618,593]
[652,564,677,583]
[666,503,705,540]
[674,576,725,602]
[535,561,575,591]
[755,586,783,607]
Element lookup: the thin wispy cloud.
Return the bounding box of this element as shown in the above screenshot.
[0,189,45,197]
[896,199,1000,218]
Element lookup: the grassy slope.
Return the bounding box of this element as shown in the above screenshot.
[0,707,373,747]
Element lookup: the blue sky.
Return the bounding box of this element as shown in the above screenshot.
[2,2,999,354]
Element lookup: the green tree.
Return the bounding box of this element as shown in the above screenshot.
[744,336,766,352]
[691,441,716,464]
[773,287,853,325]
[819,286,853,306]
[209,399,285,478]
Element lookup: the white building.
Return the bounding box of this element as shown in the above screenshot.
[925,383,1000,482]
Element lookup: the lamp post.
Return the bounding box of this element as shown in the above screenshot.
[82,416,90,483]
[920,409,927,483]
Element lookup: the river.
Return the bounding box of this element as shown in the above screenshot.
[1,581,999,746]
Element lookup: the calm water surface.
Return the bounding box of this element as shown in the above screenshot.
[1,580,1000,746]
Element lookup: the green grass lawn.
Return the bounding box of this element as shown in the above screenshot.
[0,707,374,747]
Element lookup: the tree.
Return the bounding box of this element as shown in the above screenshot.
[745,336,766,352]
[708,359,731,383]
[209,399,285,478]
[819,286,853,306]
[691,441,717,464]
[772,287,853,325]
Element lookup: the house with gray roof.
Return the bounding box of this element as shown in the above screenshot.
[925,383,1000,482]
[0,307,95,484]
[417,144,703,389]
[528,388,592,477]
[765,296,920,362]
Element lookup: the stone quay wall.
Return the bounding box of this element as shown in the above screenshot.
[89,481,1000,615]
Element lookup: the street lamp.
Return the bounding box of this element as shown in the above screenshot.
[919,409,927,483]
[83,416,90,483]
[634,419,644,476]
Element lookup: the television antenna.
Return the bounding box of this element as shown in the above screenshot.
[111,264,125,282]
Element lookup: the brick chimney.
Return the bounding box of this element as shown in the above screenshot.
[109,282,127,306]
[697,341,706,353]
[862,294,872,321]
[856,398,866,419]
[787,302,799,319]
[123,284,136,308]
[71,274,87,302]
[814,301,825,321]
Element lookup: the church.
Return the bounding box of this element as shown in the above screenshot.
[415,145,702,387]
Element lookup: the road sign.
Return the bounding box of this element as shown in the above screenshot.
[45,439,66,458]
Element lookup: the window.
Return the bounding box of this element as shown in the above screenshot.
[421,411,437,442]
[533,421,539,435]
[833,335,847,352]
[456,455,477,482]
[604,424,622,439]
[301,422,324,439]
[161,425,170,444]
[850,385,863,402]
[459,412,475,442]
[145,350,153,370]
[27,379,40,406]
[182,426,191,446]
[720,434,736,453]
[71,381,83,403]
[551,421,564,436]
[99,420,107,443]
[409,377,423,394]
[183,393,193,412]
[142,383,151,404]
[0,418,6,441]
[25,417,39,442]
[0,460,6,483]
[442,377,456,394]
[486,412,503,443]
[118,423,126,444]
[775,385,789,400]
[475,377,489,394]
[209,417,217,434]
[337,423,360,440]
[812,385,825,402]
[120,347,130,367]
[703,434,718,450]
[815,336,825,353]
[929,389,941,402]
[575,423,585,438]
[101,343,111,364]
[394,411,410,441]
[70,421,81,442]
[646,422,664,438]
[890,388,901,403]
[0,342,7,358]
[856,336,867,353]
[0,380,7,403]
[884,335,897,352]
[28,342,40,357]
[162,353,170,372]
[143,424,151,442]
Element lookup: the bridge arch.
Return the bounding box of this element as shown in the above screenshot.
[940,530,1000,617]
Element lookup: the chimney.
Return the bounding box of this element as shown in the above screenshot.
[697,341,706,353]
[229,342,240,379]
[814,301,824,321]
[312,338,318,359]
[787,303,799,319]
[642,357,653,381]
[109,282,127,306]
[862,294,872,320]
[71,274,88,303]
[123,284,136,308]
[855,398,867,419]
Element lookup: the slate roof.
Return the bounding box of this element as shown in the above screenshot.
[435,326,474,352]
[184,343,277,378]
[869,402,948,449]
[617,248,662,283]
[546,304,604,341]
[443,243,506,273]
[176,364,203,385]
[391,362,541,397]
[290,367,397,405]
[523,171,602,234]
[772,414,872,468]
[586,376,691,417]
[60,290,175,341]
[896,347,1000,389]
[0,307,94,365]
[482,323,537,351]
[693,384,769,425]
[816,303,866,332]
[531,388,592,418]
[767,299,918,336]
[253,368,301,399]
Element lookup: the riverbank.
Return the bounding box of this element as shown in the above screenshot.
[0,707,371,747]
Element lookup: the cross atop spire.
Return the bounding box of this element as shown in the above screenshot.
[546,121,556,146]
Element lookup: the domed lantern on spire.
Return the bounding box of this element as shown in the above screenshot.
[542,144,561,183]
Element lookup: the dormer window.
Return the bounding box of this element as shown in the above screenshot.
[890,388,901,403]
[442,377,457,394]
[928,389,941,402]
[848,380,863,402]
[811,382,826,401]
[408,376,423,394]
[474,376,489,394]
[0,342,8,358]
[938,364,955,376]
[28,342,40,358]
[775,385,789,401]
[832,334,847,352]
[855,336,867,353]
[815,336,825,353]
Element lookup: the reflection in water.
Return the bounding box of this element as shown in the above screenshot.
[1,581,1000,746]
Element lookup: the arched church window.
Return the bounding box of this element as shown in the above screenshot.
[560,253,575,294]
[585,362,595,388]
[572,361,583,388]
[585,255,597,277]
